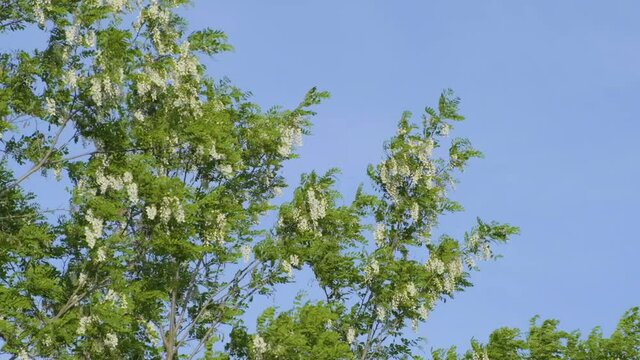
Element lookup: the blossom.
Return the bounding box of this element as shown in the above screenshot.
[78,273,87,286]
[346,328,356,344]
[219,164,234,179]
[77,316,92,335]
[18,350,30,360]
[84,209,103,249]
[134,110,144,122]
[418,304,429,320]
[83,30,96,48]
[64,70,78,89]
[253,335,267,355]
[146,205,157,220]
[104,332,118,349]
[410,203,420,222]
[90,77,103,107]
[282,260,293,278]
[406,282,418,298]
[373,223,385,247]
[289,254,300,267]
[426,257,445,275]
[376,305,386,321]
[307,189,327,222]
[209,143,225,160]
[126,182,138,203]
[44,97,56,117]
[440,123,451,137]
[95,247,106,262]
[240,245,252,263]
[277,127,303,157]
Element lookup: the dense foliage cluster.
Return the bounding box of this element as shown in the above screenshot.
[0,1,636,359]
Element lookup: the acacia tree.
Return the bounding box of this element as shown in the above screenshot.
[1,1,631,360]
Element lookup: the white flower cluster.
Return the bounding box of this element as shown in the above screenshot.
[145,1,171,54]
[105,289,128,309]
[83,30,96,48]
[64,23,79,45]
[159,196,185,224]
[104,332,118,349]
[425,256,445,275]
[390,282,419,312]
[376,304,386,321]
[364,258,380,283]
[145,321,161,345]
[346,328,356,344]
[291,208,310,232]
[218,164,234,179]
[44,97,56,117]
[95,247,107,262]
[77,316,94,335]
[105,0,127,12]
[240,244,252,263]
[472,349,489,360]
[281,254,299,278]
[306,188,327,224]
[18,350,30,360]
[410,203,420,222]
[253,335,268,357]
[90,75,122,108]
[175,42,200,81]
[33,0,50,27]
[205,213,227,245]
[63,70,78,90]
[84,209,103,249]
[209,143,225,161]
[277,127,303,157]
[373,223,385,247]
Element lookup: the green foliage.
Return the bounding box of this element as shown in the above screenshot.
[0,1,630,360]
[432,308,640,360]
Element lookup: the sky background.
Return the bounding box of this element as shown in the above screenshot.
[181,0,640,353]
[4,0,639,355]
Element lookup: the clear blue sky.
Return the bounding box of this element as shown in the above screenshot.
[182,0,640,352]
[5,0,639,355]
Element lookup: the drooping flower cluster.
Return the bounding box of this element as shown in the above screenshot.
[240,244,252,263]
[277,126,303,157]
[159,196,186,224]
[253,335,268,358]
[84,209,103,249]
[104,332,118,349]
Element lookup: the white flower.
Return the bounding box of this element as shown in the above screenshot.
[90,77,103,107]
[481,243,492,260]
[410,203,420,222]
[107,0,127,11]
[346,328,356,344]
[126,182,138,203]
[219,164,234,179]
[289,254,300,267]
[83,30,96,48]
[325,319,333,330]
[95,247,106,262]
[18,350,30,360]
[376,305,386,321]
[84,209,103,249]
[240,245,252,263]
[277,127,303,157]
[78,273,87,286]
[426,257,445,275]
[440,123,451,137]
[44,97,56,117]
[174,203,186,223]
[122,172,133,183]
[253,335,267,355]
[34,2,46,27]
[282,260,293,278]
[146,205,157,220]
[104,332,118,349]
[373,223,385,247]
[406,282,417,298]
[307,189,327,222]
[77,316,92,335]
[209,143,225,160]
[418,304,429,320]
[134,110,144,122]
[64,23,78,44]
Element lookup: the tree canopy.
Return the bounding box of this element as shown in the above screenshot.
[0,1,636,359]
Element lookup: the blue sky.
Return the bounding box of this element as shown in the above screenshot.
[4,0,639,355]
[182,0,640,352]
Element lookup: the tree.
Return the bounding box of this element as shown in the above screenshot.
[0,1,633,359]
